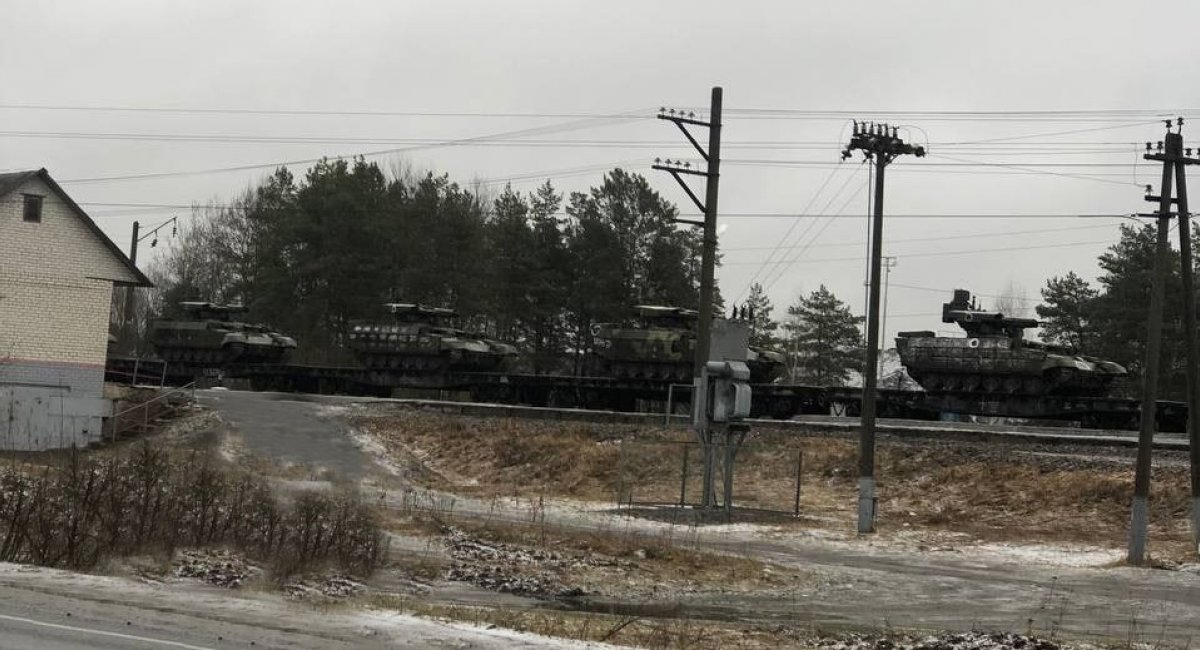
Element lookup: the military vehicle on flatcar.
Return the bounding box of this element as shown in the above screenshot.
[591,305,785,383]
[347,303,518,372]
[895,289,1125,396]
[150,302,296,365]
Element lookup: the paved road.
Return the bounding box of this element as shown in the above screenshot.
[0,563,590,649]
[198,389,369,479]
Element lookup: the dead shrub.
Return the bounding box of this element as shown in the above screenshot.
[0,443,386,577]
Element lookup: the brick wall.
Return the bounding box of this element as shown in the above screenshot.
[0,176,137,368]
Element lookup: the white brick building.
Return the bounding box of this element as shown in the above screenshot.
[0,169,150,450]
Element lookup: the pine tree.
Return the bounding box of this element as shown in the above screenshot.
[1090,223,1186,398]
[741,283,779,348]
[1036,271,1098,351]
[487,184,534,342]
[783,285,864,386]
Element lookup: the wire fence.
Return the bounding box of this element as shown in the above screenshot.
[615,439,804,515]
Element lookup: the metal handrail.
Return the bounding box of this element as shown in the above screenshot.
[107,381,196,442]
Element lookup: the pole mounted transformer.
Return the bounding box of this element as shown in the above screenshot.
[841,122,925,534]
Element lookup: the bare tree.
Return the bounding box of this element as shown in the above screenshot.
[993,280,1031,317]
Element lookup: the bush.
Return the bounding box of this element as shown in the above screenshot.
[0,444,386,576]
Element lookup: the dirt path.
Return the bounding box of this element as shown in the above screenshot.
[197,389,370,479]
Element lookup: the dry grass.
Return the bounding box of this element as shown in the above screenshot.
[353,406,1195,553]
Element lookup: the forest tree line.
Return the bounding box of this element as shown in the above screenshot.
[136,158,1182,395]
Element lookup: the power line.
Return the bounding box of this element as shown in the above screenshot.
[7,102,1192,121]
[723,238,1114,266]
[730,163,851,303]
[726,159,1143,186]
[0,103,654,120]
[57,112,643,185]
[761,177,871,292]
[0,129,1147,154]
[722,222,1118,252]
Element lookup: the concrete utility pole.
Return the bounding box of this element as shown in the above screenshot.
[1173,136,1200,551]
[1131,120,1200,563]
[841,122,925,534]
[654,87,723,507]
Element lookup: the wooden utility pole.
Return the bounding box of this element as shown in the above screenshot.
[841,122,925,534]
[654,87,723,507]
[122,217,177,355]
[121,220,141,352]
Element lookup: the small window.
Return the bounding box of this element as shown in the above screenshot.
[22,194,43,222]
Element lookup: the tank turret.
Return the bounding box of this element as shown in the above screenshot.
[347,303,517,372]
[896,289,1126,395]
[150,302,297,365]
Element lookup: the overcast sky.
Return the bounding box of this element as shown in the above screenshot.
[3,1,1200,342]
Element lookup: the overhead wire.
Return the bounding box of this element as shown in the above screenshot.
[761,175,871,292]
[722,238,1115,266]
[721,222,1119,252]
[0,103,654,120]
[729,162,849,303]
[56,108,651,185]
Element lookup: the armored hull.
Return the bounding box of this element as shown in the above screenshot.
[151,303,296,366]
[348,304,517,373]
[593,305,786,383]
[593,314,695,381]
[896,290,1125,397]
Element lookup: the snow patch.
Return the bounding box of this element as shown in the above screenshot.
[356,609,622,648]
[955,542,1123,567]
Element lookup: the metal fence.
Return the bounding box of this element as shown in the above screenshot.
[104,382,196,443]
[615,439,804,515]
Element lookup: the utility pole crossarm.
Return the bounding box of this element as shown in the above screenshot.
[652,163,708,214]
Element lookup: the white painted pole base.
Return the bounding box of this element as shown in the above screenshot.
[1127,495,1149,565]
[857,476,876,534]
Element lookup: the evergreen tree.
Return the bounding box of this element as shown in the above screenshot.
[784,285,863,386]
[526,181,569,371]
[1090,222,1186,398]
[1036,271,1098,351]
[741,283,779,348]
[565,168,700,308]
[486,184,534,342]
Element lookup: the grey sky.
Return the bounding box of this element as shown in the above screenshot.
[3,1,1199,342]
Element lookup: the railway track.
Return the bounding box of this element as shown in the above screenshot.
[105,356,1188,434]
[208,389,1188,450]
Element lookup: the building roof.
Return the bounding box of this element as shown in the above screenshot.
[0,169,152,287]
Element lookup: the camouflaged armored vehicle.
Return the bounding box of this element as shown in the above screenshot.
[895,289,1126,396]
[150,302,297,365]
[592,305,786,383]
[592,305,697,380]
[347,303,518,372]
